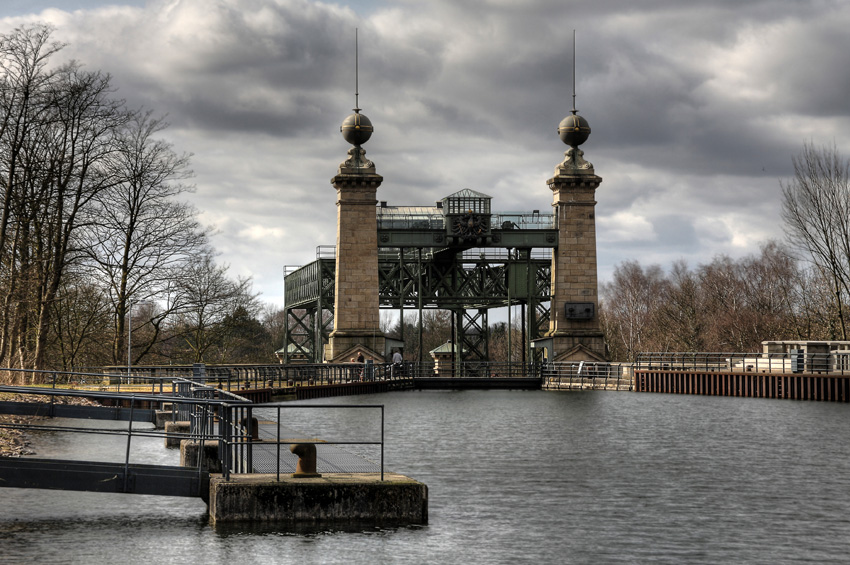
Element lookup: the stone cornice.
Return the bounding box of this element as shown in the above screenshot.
[331,174,384,197]
[547,175,601,190]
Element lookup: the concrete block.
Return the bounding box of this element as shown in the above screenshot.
[154,410,175,429]
[164,421,191,448]
[208,473,428,526]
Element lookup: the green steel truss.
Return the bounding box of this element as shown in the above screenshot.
[284,195,555,363]
[284,258,335,362]
[284,248,551,364]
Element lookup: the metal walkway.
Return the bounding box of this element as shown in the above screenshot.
[0,400,156,422]
[249,420,381,475]
[0,457,207,498]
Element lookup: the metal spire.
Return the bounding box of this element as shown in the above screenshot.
[571,29,577,115]
[354,28,360,113]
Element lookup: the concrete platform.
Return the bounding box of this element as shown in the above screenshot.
[208,472,428,525]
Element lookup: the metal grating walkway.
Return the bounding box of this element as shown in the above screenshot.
[248,420,381,474]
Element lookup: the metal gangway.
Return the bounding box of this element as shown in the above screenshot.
[0,369,386,499]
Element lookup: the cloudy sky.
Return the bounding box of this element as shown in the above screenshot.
[2,0,849,307]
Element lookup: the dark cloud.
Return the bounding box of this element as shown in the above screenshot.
[4,0,847,304]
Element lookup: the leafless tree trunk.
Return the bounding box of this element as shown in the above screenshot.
[80,110,207,363]
[781,142,850,339]
[48,275,112,370]
[171,253,258,363]
[28,63,127,370]
[600,261,665,361]
[0,25,63,367]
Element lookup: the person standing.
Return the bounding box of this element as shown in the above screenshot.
[392,349,403,378]
[356,352,365,381]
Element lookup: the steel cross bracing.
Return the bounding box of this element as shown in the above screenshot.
[284,258,335,362]
[284,247,551,364]
[458,308,488,368]
[284,193,556,363]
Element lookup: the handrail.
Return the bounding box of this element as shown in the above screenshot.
[634,351,850,375]
[216,402,385,481]
[0,381,386,481]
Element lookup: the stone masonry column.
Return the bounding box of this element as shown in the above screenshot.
[544,110,607,361]
[325,110,385,362]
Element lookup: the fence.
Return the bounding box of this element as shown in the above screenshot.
[87,361,542,386]
[541,362,632,391]
[0,372,387,482]
[634,351,850,375]
[91,362,412,392]
[218,403,384,481]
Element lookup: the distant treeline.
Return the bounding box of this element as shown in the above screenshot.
[601,142,850,361]
[599,242,819,360]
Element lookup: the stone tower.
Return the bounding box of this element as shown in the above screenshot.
[544,108,607,361]
[325,109,386,362]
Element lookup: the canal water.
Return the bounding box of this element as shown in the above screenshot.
[2,390,849,564]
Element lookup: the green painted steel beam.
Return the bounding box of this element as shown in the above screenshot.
[376,229,559,249]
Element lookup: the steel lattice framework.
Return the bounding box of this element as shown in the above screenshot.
[284,191,555,365]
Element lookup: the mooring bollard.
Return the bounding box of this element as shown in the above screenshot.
[240,417,259,440]
[290,443,321,478]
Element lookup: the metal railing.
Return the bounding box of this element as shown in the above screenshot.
[218,403,384,481]
[167,373,386,479]
[0,366,192,392]
[376,211,445,230]
[405,361,540,379]
[458,248,552,261]
[88,362,413,392]
[0,383,224,492]
[491,212,556,230]
[541,362,632,390]
[0,372,388,484]
[634,351,850,375]
[106,361,550,382]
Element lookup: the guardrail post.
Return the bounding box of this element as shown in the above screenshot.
[381,405,385,481]
[246,406,253,473]
[192,363,206,384]
[124,397,135,493]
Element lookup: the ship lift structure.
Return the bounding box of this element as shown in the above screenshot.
[283,189,555,366]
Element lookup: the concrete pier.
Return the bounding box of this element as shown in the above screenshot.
[208,473,428,525]
[164,421,190,448]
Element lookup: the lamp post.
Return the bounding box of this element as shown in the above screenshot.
[127,301,134,380]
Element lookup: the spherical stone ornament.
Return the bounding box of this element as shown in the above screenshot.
[558,113,590,147]
[341,111,373,146]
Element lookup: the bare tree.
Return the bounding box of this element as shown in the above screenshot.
[80,110,207,363]
[488,320,522,363]
[28,62,128,370]
[697,243,800,351]
[47,274,112,370]
[781,142,850,339]
[0,25,64,368]
[170,253,258,363]
[0,24,128,371]
[600,261,666,361]
[261,304,287,355]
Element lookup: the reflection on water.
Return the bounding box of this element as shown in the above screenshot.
[2,390,850,564]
